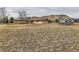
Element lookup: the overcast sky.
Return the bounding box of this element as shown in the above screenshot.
[5,7,79,18]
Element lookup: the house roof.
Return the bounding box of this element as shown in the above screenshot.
[16,16,48,21]
[15,15,71,21]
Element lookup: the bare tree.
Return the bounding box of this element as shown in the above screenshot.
[0,7,8,23]
[0,7,7,18]
[17,9,27,20]
[22,10,27,18]
[18,10,23,19]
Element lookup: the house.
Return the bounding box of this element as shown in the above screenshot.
[42,15,71,23]
[14,17,32,24]
[31,16,48,24]
[58,15,74,24]
[14,15,73,24]
[14,16,49,24]
[59,18,74,24]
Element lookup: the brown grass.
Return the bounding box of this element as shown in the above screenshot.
[0,23,79,52]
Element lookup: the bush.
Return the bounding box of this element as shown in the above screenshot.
[10,17,14,23]
[55,19,59,22]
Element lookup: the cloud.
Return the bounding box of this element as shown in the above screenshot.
[6,7,79,18]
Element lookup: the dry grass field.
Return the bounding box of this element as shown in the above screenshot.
[0,23,79,52]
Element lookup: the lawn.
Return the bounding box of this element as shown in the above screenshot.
[0,23,79,52]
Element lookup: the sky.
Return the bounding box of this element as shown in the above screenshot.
[5,7,79,18]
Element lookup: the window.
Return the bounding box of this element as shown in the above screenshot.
[65,21,67,22]
[69,21,71,22]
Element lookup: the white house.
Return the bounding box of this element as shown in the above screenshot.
[59,19,74,24]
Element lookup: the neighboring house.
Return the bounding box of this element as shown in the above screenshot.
[14,17,32,24]
[31,16,48,24]
[42,15,71,23]
[59,18,74,24]
[14,15,74,24]
[14,16,49,24]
